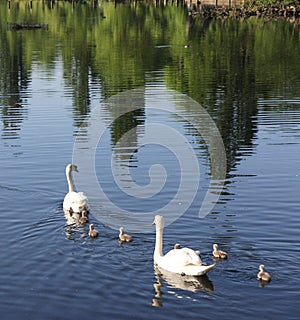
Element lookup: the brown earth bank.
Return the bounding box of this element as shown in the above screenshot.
[185,0,300,21]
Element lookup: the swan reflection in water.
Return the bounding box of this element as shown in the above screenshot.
[258,279,271,288]
[63,209,90,241]
[152,265,214,307]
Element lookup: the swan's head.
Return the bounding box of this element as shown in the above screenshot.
[213,244,218,250]
[89,223,94,230]
[259,264,265,271]
[72,164,78,172]
[66,163,78,172]
[119,227,124,233]
[152,215,164,228]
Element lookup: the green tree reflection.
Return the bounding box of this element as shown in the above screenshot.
[0,1,299,171]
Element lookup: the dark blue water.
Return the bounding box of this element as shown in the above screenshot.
[1,3,300,320]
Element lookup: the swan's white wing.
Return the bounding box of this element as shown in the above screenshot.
[156,254,216,276]
[181,247,202,265]
[163,247,202,267]
[63,191,89,212]
[77,191,87,199]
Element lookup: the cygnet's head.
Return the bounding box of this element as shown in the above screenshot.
[79,212,88,221]
[259,264,265,271]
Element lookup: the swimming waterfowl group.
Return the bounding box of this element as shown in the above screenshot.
[152,215,214,276]
[63,164,271,285]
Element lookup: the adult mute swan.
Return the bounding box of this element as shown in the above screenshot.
[152,215,216,276]
[63,164,89,214]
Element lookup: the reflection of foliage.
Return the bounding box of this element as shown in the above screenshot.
[0,1,299,168]
[0,4,31,140]
[164,17,299,167]
[110,110,145,147]
[164,19,259,168]
[1,103,28,141]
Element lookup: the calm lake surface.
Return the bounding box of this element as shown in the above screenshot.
[0,1,300,319]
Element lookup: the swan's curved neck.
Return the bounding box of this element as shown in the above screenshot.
[66,167,75,192]
[154,223,164,258]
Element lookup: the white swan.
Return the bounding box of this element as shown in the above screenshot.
[152,215,216,276]
[63,164,89,214]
